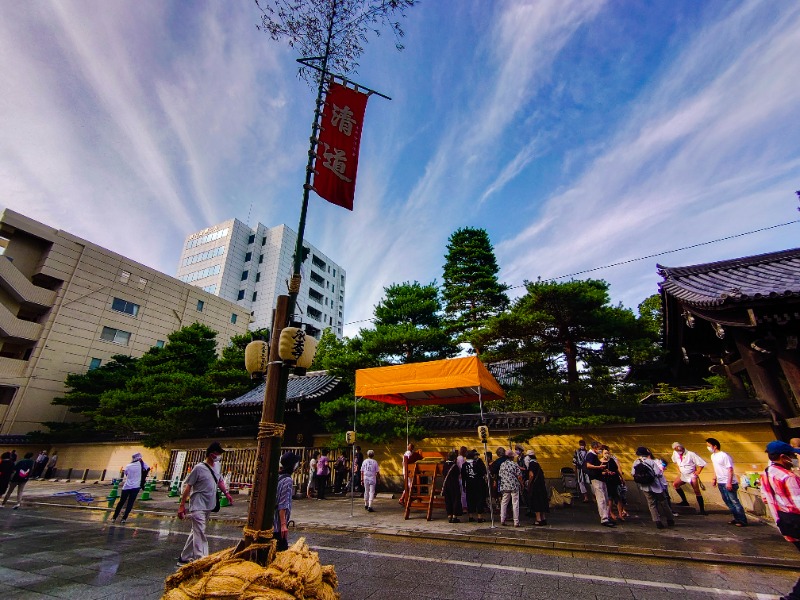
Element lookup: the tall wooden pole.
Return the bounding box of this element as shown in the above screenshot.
[237,294,289,563]
[238,1,338,565]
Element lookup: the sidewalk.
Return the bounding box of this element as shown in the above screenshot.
[16,479,800,569]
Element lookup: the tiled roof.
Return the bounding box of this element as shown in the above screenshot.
[658,247,800,308]
[634,400,769,424]
[219,370,344,409]
[416,412,548,431]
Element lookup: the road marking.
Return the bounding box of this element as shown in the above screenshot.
[312,545,780,599]
[15,512,785,600]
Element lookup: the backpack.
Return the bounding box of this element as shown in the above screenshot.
[139,461,151,490]
[633,460,655,485]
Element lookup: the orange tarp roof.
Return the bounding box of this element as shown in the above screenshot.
[354,356,505,407]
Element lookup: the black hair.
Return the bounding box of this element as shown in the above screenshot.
[705,438,721,449]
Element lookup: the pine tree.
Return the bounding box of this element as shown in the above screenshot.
[441,227,509,352]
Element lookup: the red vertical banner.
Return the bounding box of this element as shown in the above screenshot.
[313,82,369,211]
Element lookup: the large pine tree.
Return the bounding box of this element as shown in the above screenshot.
[441,227,509,352]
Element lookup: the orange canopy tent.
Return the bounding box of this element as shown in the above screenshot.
[355,355,505,408]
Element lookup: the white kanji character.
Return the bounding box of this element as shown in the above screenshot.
[331,104,356,136]
[320,143,352,182]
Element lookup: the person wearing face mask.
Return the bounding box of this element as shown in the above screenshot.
[760,441,800,600]
[176,442,234,565]
[705,437,747,527]
[790,439,800,472]
[275,452,301,551]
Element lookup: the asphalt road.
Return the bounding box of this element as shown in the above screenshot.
[0,504,797,600]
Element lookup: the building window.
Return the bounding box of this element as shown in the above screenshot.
[197,300,204,312]
[137,277,148,290]
[100,326,131,346]
[201,284,217,294]
[307,306,322,320]
[179,264,221,283]
[88,358,102,370]
[258,254,263,264]
[245,252,252,262]
[155,340,165,348]
[312,255,327,270]
[237,290,245,300]
[252,291,258,301]
[111,297,140,317]
[185,227,229,250]
[255,272,261,282]
[333,268,336,277]
[183,246,224,266]
[241,270,249,281]
[310,271,325,286]
[119,270,131,284]
[231,314,237,324]
[262,236,266,246]
[248,234,255,245]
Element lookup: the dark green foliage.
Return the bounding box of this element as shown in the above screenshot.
[441,227,509,352]
[310,329,379,389]
[316,395,430,445]
[651,376,733,403]
[207,328,270,400]
[477,279,656,411]
[360,281,458,363]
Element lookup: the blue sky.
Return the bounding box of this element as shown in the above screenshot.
[2,1,799,337]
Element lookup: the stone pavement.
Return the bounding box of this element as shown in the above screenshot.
[13,479,800,570]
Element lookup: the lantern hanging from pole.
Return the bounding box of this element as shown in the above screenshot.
[244,340,269,379]
[279,326,318,374]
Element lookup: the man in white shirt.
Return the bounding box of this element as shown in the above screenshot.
[361,450,380,512]
[112,452,149,524]
[671,442,708,515]
[177,442,234,565]
[706,437,747,527]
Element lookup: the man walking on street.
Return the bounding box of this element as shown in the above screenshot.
[573,440,591,503]
[361,450,379,512]
[112,452,149,524]
[176,442,234,565]
[671,442,708,514]
[706,437,747,527]
[32,451,48,480]
[760,440,800,600]
[585,441,615,527]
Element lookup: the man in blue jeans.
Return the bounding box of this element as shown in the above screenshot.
[706,437,747,526]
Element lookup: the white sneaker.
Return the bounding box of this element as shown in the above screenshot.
[12,504,20,510]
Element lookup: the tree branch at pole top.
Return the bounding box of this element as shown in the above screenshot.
[297,56,391,100]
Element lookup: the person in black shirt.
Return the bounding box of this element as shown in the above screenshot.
[584,442,615,527]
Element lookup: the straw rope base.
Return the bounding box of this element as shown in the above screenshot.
[163,538,339,600]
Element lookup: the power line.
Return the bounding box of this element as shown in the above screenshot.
[344,219,800,326]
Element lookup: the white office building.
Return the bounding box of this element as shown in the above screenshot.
[176,219,345,338]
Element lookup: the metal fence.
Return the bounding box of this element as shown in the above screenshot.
[165,446,348,493]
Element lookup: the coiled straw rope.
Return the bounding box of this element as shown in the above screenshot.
[163,537,339,600]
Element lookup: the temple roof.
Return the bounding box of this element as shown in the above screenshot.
[219,370,345,411]
[658,247,800,308]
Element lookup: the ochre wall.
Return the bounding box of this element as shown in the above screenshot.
[1,420,776,485]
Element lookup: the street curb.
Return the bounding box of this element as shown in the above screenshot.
[27,500,800,571]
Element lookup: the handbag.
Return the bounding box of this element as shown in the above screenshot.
[204,463,222,513]
[764,466,800,538]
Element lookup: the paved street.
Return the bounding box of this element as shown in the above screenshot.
[1,486,799,600]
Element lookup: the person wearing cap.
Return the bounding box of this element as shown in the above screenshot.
[275,452,300,551]
[177,442,234,565]
[632,446,673,529]
[760,441,800,600]
[112,452,150,524]
[670,442,708,515]
[706,437,747,527]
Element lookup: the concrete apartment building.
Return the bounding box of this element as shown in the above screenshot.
[0,209,250,435]
[176,219,346,339]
